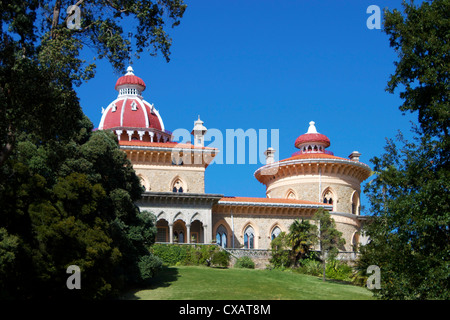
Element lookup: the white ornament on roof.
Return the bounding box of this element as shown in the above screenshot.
[307,121,318,134]
[126,65,134,75]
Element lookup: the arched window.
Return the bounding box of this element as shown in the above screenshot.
[352,232,360,251]
[171,178,185,193]
[351,192,360,215]
[244,226,255,249]
[322,188,335,210]
[271,226,281,241]
[216,225,227,248]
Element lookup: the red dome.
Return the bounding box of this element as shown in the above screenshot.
[100,98,162,130]
[294,121,331,149]
[114,66,146,91]
[295,133,330,148]
[98,66,165,132]
[115,74,146,90]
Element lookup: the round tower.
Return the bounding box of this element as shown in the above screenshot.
[255,121,371,214]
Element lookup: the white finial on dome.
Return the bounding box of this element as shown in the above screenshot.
[307,121,318,134]
[126,65,134,75]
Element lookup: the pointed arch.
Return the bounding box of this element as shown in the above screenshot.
[351,231,360,251]
[285,189,297,199]
[137,174,150,191]
[173,211,186,224]
[351,190,360,215]
[169,175,186,193]
[156,211,167,222]
[213,220,232,249]
[322,187,337,211]
[270,224,282,241]
[242,222,257,249]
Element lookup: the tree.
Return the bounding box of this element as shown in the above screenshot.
[270,219,317,268]
[360,129,449,299]
[0,0,184,298]
[269,232,291,268]
[0,119,162,299]
[314,209,345,282]
[358,0,450,299]
[384,0,449,142]
[287,219,317,266]
[0,0,186,166]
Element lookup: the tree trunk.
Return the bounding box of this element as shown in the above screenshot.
[322,257,326,282]
[51,0,62,39]
[0,126,15,167]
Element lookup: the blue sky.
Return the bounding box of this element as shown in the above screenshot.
[76,0,418,214]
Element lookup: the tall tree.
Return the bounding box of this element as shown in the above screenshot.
[384,0,449,142]
[0,119,163,299]
[0,0,186,166]
[314,209,345,282]
[0,0,185,298]
[358,0,449,299]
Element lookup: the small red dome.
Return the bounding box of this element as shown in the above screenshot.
[295,133,330,148]
[294,121,331,149]
[114,66,146,91]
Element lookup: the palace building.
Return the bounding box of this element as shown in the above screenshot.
[98,66,372,258]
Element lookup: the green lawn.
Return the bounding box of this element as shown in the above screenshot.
[123,266,374,300]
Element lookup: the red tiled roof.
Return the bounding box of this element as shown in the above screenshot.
[119,140,217,150]
[219,196,326,206]
[279,153,349,162]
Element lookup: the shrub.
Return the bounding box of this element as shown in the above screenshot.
[151,244,229,267]
[234,256,255,269]
[325,259,353,282]
[211,250,230,268]
[296,259,322,276]
[150,244,188,265]
[270,232,292,268]
[138,254,163,282]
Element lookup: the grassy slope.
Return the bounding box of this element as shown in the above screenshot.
[124,266,374,300]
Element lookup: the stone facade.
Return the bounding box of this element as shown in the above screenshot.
[267,179,361,214]
[137,192,223,245]
[97,67,371,261]
[212,206,362,252]
[134,165,206,193]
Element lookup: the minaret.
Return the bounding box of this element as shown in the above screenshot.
[191,116,207,147]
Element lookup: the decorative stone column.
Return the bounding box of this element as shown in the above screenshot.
[169,223,174,244]
[115,130,122,140]
[126,130,134,141]
[186,224,191,244]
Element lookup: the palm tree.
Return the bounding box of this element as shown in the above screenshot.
[287,219,318,266]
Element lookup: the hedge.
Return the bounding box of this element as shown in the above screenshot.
[150,244,230,267]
